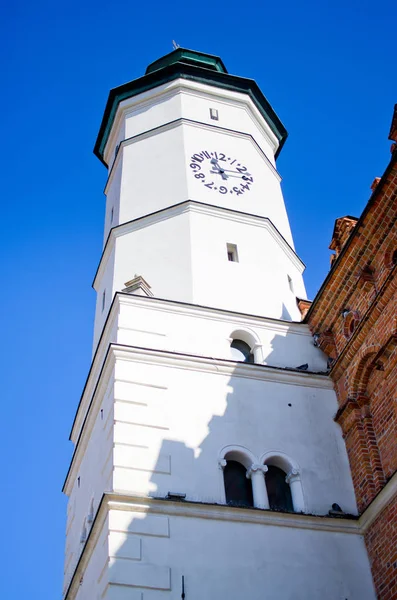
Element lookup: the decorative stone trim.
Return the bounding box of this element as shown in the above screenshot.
[384,244,397,269]
[285,468,300,485]
[357,266,376,293]
[246,464,269,509]
[343,310,360,339]
[93,199,305,290]
[63,479,397,600]
[246,464,268,479]
[316,329,337,359]
[122,275,154,297]
[218,459,227,470]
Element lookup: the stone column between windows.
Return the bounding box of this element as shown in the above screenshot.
[252,343,264,364]
[246,464,269,509]
[285,468,305,512]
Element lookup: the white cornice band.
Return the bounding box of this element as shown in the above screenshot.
[65,485,397,600]
[104,79,280,167]
[93,200,304,290]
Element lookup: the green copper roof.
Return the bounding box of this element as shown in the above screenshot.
[94,48,287,166]
[145,48,228,75]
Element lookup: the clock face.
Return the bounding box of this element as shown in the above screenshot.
[189,149,254,196]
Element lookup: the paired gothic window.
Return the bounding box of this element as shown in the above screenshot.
[230,339,254,363]
[222,459,297,512]
[224,460,253,507]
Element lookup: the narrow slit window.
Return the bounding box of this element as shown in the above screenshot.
[210,108,219,121]
[227,243,238,263]
[102,290,106,312]
[110,207,114,224]
[288,275,294,292]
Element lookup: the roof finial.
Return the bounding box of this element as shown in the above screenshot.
[172,40,180,50]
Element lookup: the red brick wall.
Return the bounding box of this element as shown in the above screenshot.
[365,495,397,599]
[307,149,397,597]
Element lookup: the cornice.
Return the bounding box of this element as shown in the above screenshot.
[70,292,311,446]
[92,200,304,290]
[95,61,287,166]
[107,493,359,533]
[65,480,397,600]
[109,344,332,387]
[117,293,310,336]
[64,492,361,600]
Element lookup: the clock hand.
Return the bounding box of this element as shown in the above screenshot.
[210,158,228,180]
[210,159,251,177]
[210,169,249,180]
[219,168,252,175]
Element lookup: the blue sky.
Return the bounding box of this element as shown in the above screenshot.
[0,0,395,597]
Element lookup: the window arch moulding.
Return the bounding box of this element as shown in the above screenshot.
[218,445,257,470]
[228,328,263,364]
[218,445,259,508]
[260,451,305,513]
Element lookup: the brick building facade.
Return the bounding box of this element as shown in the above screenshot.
[306,105,397,599]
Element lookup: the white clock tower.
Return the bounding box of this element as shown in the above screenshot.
[62,49,376,600]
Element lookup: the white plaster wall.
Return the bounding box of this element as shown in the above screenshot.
[123,89,182,142]
[115,296,324,371]
[63,379,114,594]
[179,83,276,164]
[117,125,188,224]
[65,68,376,600]
[99,509,375,600]
[105,120,292,245]
[103,159,122,244]
[93,246,116,351]
[92,203,305,339]
[75,517,110,600]
[113,211,193,299]
[93,79,302,336]
[103,80,278,169]
[188,208,304,319]
[111,352,355,515]
[183,123,293,245]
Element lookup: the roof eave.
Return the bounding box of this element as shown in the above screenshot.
[94,63,287,167]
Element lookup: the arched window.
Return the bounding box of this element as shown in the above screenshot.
[230,339,254,363]
[223,460,254,507]
[265,465,293,511]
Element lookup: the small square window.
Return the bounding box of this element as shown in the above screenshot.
[227,243,238,262]
[210,108,219,121]
[287,275,294,292]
